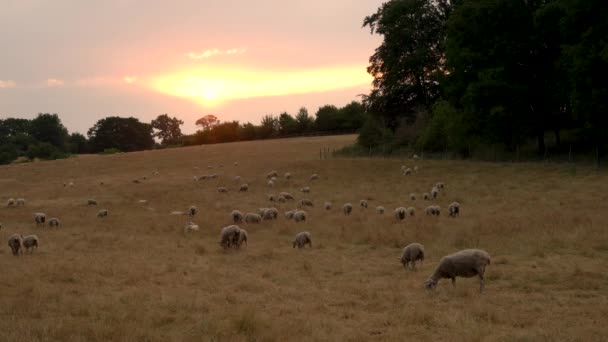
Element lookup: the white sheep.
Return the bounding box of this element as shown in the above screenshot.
[448,202,460,217]
[217,187,229,193]
[236,228,248,248]
[394,207,407,221]
[266,171,278,179]
[409,193,416,201]
[400,243,425,270]
[22,234,39,253]
[8,234,23,256]
[87,199,98,206]
[48,218,60,227]
[187,206,198,217]
[300,186,310,193]
[184,221,199,233]
[7,198,15,207]
[294,210,307,223]
[277,195,286,203]
[343,203,353,216]
[219,225,241,249]
[262,208,279,220]
[407,207,416,216]
[293,231,312,248]
[424,249,491,293]
[414,166,419,173]
[16,198,25,206]
[299,199,313,207]
[284,172,292,180]
[402,168,412,176]
[34,213,46,226]
[359,200,368,208]
[239,184,249,192]
[376,206,385,214]
[267,180,275,188]
[97,209,109,218]
[280,192,295,200]
[425,205,440,216]
[234,176,241,183]
[431,187,439,199]
[245,213,262,224]
[436,182,445,190]
[310,174,319,181]
[284,209,297,220]
[231,210,244,223]
[324,202,332,210]
[423,193,431,200]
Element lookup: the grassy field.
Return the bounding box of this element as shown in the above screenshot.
[1,134,607,341]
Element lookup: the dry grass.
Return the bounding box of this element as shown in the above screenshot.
[1,135,607,341]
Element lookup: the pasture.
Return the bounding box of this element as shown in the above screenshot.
[1,134,607,341]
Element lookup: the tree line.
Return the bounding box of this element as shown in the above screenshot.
[0,102,366,164]
[359,0,607,162]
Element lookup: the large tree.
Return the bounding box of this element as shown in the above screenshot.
[195,114,219,131]
[87,116,154,152]
[28,113,69,150]
[151,114,183,145]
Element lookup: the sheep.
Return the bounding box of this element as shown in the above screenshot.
[231,210,244,223]
[400,243,425,270]
[217,187,228,193]
[277,195,286,203]
[209,174,218,179]
[394,207,407,221]
[267,180,275,188]
[236,228,248,248]
[266,171,278,179]
[34,213,46,227]
[22,234,38,253]
[407,207,416,216]
[284,172,291,180]
[423,193,431,200]
[271,176,277,182]
[280,192,295,200]
[409,193,416,201]
[294,210,307,223]
[7,198,15,207]
[8,234,23,256]
[310,174,319,181]
[424,249,491,293]
[16,198,25,206]
[184,221,200,233]
[138,200,148,204]
[401,165,407,171]
[293,231,312,248]
[414,166,419,173]
[219,225,241,249]
[268,194,277,202]
[343,203,353,216]
[133,179,141,184]
[97,209,109,218]
[48,218,60,227]
[402,168,412,176]
[324,202,332,210]
[376,206,385,214]
[239,183,249,192]
[234,176,242,183]
[87,199,98,206]
[262,208,279,220]
[413,154,419,159]
[431,187,439,199]
[359,200,368,209]
[244,213,262,224]
[284,209,297,220]
[436,182,445,190]
[425,205,441,216]
[448,202,460,217]
[187,206,198,217]
[257,208,269,215]
[299,199,313,207]
[300,186,310,193]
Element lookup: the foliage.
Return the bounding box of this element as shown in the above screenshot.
[151,114,183,145]
[87,116,154,153]
[195,114,219,131]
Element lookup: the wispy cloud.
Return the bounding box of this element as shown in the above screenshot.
[0,80,17,88]
[186,48,247,60]
[46,78,64,87]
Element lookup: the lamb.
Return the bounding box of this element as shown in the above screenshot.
[48,218,60,227]
[187,206,198,217]
[245,213,262,224]
[219,225,241,249]
[87,199,98,206]
[266,171,279,179]
[294,210,307,223]
[184,221,200,233]
[299,199,314,207]
[8,234,23,256]
[7,198,15,207]
[424,249,491,293]
[267,180,275,188]
[359,200,368,208]
[34,213,46,227]
[231,210,244,223]
[284,172,292,180]
[262,208,279,220]
[97,209,109,218]
[400,243,425,270]
[310,174,319,181]
[280,192,295,200]
[343,203,353,216]
[407,207,416,216]
[284,209,297,220]
[324,202,332,210]
[423,193,431,200]
[409,193,416,201]
[22,234,39,253]
[431,187,439,199]
[300,186,310,193]
[239,183,249,192]
[16,198,25,206]
[425,205,440,216]
[435,182,445,190]
[217,187,229,193]
[448,202,460,217]
[293,231,312,248]
[376,206,385,214]
[394,207,407,221]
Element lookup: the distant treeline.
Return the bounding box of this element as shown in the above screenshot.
[357,0,608,163]
[0,102,366,165]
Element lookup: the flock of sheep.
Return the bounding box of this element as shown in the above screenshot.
[2,160,490,293]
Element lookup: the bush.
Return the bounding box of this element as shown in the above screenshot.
[26,142,61,160]
[100,148,121,155]
[357,116,394,148]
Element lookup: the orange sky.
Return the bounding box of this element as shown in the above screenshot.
[0,0,384,134]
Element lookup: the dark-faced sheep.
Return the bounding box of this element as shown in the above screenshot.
[293,231,312,248]
[8,234,23,256]
[424,249,491,293]
[359,200,368,209]
[239,184,249,192]
[448,202,460,217]
[394,207,407,221]
[22,234,38,253]
[34,213,46,227]
[231,210,244,223]
[343,203,353,216]
[294,210,307,223]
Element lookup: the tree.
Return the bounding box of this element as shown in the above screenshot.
[87,117,154,153]
[28,113,69,150]
[339,101,367,130]
[278,112,298,135]
[68,133,89,154]
[314,105,340,131]
[259,115,279,138]
[151,114,184,145]
[295,107,314,133]
[195,114,219,131]
[0,118,30,138]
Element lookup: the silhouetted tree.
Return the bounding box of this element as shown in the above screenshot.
[151,114,183,145]
[195,114,219,131]
[87,116,154,153]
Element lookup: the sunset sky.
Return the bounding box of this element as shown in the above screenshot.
[0,0,384,134]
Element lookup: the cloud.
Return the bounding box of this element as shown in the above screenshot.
[0,80,17,88]
[186,48,247,60]
[46,78,65,87]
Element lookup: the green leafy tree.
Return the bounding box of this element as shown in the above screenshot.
[68,133,89,154]
[295,107,314,133]
[28,113,69,150]
[314,105,341,131]
[278,112,298,135]
[259,115,279,138]
[87,117,154,153]
[151,114,184,145]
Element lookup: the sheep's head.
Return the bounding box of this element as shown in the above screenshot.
[424,279,437,290]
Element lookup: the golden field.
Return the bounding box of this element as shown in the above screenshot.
[1,134,607,341]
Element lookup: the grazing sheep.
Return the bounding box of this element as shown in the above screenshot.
[34,213,46,226]
[284,172,291,180]
[299,199,313,207]
[407,207,416,216]
[436,182,445,190]
[234,176,242,183]
[402,168,412,176]
[245,213,262,224]
[376,206,385,214]
[425,205,441,216]
[400,243,425,270]
[277,195,286,203]
[324,202,332,210]
[448,202,460,217]
[300,186,310,193]
[423,193,431,200]
[16,198,25,206]
[22,234,39,253]
[271,176,277,182]
[266,171,279,179]
[8,234,23,256]
[257,208,269,215]
[343,203,353,216]
[187,206,198,217]
[394,207,407,221]
[414,166,419,173]
[48,218,60,227]
[409,193,416,201]
[431,187,439,199]
[294,210,307,223]
[268,194,277,202]
[284,209,297,220]
[280,192,295,200]
[359,200,368,208]
[424,249,491,293]
[87,199,98,206]
[401,165,407,171]
[209,174,218,179]
[262,208,279,220]
[184,221,200,233]
[239,183,249,192]
[293,231,312,248]
[231,210,244,223]
[310,174,319,181]
[236,228,248,248]
[217,187,229,193]
[219,225,241,249]
[267,180,275,188]
[7,198,15,207]
[97,209,109,218]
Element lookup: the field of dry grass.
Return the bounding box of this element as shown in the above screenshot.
[1,134,607,341]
